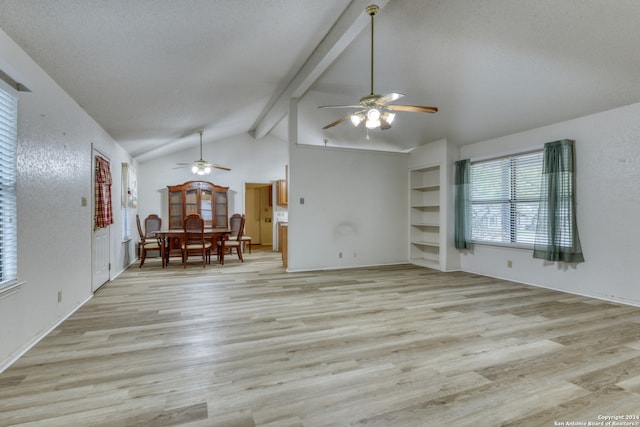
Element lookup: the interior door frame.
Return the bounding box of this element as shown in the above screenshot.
[91,146,111,292]
[244,182,274,249]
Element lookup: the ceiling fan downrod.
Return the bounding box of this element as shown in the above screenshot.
[198,130,204,161]
[367,4,379,96]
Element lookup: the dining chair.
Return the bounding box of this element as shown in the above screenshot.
[144,214,162,238]
[226,213,241,250]
[227,213,252,254]
[241,233,252,253]
[217,214,245,265]
[182,214,212,268]
[136,214,163,267]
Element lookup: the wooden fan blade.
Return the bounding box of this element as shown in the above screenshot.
[376,92,404,105]
[386,104,438,113]
[213,165,231,171]
[172,165,190,169]
[175,162,191,166]
[322,113,353,129]
[318,104,363,109]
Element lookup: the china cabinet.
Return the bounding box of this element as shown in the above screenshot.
[167,180,229,229]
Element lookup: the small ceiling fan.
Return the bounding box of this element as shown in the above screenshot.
[174,130,231,175]
[319,4,438,131]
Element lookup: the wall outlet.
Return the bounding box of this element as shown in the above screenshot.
[57,290,62,303]
[338,252,343,258]
[353,252,357,258]
[507,260,513,268]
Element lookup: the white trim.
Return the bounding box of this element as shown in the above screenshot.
[286,261,408,273]
[0,294,93,374]
[462,266,640,309]
[0,280,25,299]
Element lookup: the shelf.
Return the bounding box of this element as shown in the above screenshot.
[411,184,440,191]
[411,222,440,227]
[409,164,442,270]
[410,239,440,248]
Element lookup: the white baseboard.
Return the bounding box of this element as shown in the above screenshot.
[0,294,93,374]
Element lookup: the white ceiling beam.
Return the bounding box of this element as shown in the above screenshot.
[252,0,389,139]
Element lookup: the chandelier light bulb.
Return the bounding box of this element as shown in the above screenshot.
[367,108,380,121]
[191,165,198,174]
[365,119,381,129]
[351,114,364,127]
[382,112,395,125]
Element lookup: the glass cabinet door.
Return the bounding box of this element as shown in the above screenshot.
[169,190,184,229]
[200,189,213,227]
[215,190,228,227]
[185,189,198,218]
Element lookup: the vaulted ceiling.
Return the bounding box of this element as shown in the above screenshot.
[2,0,640,160]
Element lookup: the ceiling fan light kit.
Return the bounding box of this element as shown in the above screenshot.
[191,161,211,176]
[173,130,231,174]
[319,4,438,132]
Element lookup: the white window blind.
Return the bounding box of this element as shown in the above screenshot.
[0,86,18,288]
[470,151,543,246]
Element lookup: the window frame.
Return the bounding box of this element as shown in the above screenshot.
[0,82,19,292]
[469,149,544,249]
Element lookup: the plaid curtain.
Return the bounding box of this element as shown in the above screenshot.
[95,156,113,229]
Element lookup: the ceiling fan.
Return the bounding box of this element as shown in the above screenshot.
[319,4,438,131]
[174,130,231,175]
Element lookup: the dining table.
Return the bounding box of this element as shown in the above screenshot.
[155,227,231,267]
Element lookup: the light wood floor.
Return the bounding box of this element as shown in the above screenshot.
[2,248,640,426]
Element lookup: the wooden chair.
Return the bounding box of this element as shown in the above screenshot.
[182,214,212,268]
[228,213,252,253]
[241,234,252,253]
[136,214,163,267]
[217,214,245,265]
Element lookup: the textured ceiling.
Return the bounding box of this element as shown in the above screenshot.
[2,0,640,159]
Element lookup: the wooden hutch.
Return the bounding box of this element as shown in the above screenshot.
[167,180,229,229]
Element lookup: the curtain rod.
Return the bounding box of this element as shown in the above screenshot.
[0,68,31,92]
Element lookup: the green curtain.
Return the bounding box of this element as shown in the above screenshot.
[533,139,585,263]
[454,159,472,250]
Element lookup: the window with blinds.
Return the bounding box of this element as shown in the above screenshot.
[470,150,543,246]
[0,86,18,289]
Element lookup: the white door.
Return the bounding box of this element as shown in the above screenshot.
[92,149,111,291]
[93,226,110,291]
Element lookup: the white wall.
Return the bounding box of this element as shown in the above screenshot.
[288,144,408,271]
[459,102,640,306]
[0,29,136,370]
[137,132,288,225]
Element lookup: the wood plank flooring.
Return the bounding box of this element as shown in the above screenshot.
[2,248,640,426]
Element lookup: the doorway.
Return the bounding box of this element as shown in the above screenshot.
[244,183,273,248]
[92,148,111,292]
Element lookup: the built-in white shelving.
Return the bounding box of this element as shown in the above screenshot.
[409,165,441,269]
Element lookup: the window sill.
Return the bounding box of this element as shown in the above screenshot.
[471,241,534,251]
[0,281,26,300]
